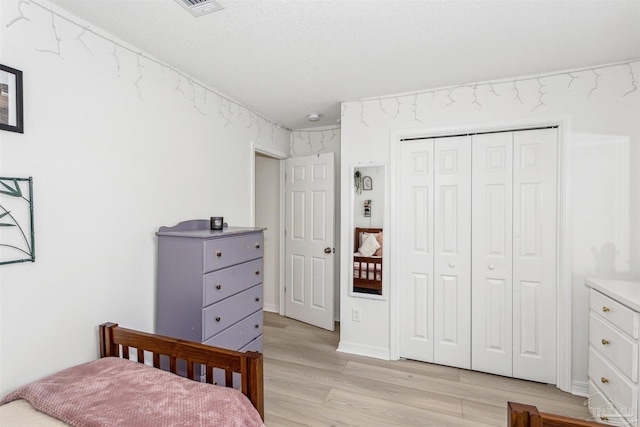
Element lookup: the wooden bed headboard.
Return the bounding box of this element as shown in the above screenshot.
[99,322,264,420]
[508,402,601,427]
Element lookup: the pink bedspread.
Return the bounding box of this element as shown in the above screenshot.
[0,357,264,427]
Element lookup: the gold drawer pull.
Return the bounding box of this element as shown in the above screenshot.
[216,251,222,258]
[216,284,222,290]
[601,338,609,345]
[602,306,610,312]
[600,416,609,421]
[601,377,609,383]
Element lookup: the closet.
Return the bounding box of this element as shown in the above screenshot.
[398,127,557,384]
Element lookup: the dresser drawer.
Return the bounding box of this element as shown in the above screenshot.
[240,335,263,353]
[588,347,637,415]
[203,284,262,340]
[591,289,639,338]
[587,380,632,425]
[204,233,264,273]
[204,310,263,351]
[590,312,638,382]
[203,259,263,307]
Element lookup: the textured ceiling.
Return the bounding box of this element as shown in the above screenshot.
[49,0,640,130]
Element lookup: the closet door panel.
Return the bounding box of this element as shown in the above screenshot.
[512,128,557,383]
[434,136,471,369]
[471,132,514,377]
[399,139,435,362]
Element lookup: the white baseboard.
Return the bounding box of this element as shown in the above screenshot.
[337,341,390,360]
[571,380,589,397]
[263,304,279,313]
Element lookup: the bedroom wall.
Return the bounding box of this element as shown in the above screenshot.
[255,154,281,313]
[0,0,289,395]
[338,60,640,393]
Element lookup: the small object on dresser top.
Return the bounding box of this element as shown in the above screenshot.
[211,216,224,230]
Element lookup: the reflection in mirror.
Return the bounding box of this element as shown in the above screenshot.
[351,164,386,298]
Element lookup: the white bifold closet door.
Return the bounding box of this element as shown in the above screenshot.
[472,129,557,383]
[399,136,472,369]
[399,128,557,384]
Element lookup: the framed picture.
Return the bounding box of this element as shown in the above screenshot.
[362,176,372,191]
[0,64,24,134]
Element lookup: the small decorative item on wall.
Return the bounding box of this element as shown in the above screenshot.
[364,199,371,217]
[0,177,34,265]
[362,176,372,191]
[0,64,24,134]
[354,170,362,194]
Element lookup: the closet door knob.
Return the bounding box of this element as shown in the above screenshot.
[601,377,609,383]
[488,264,495,270]
[602,306,610,312]
[601,338,609,345]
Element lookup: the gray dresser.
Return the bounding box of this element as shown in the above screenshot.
[156,220,265,356]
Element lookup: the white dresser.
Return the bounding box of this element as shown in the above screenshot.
[586,278,640,426]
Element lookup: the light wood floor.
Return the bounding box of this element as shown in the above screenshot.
[262,312,592,427]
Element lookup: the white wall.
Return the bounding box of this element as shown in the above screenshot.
[0,0,289,395]
[255,154,281,313]
[339,60,640,392]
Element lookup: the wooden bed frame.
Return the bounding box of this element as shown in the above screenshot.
[508,402,602,427]
[99,322,264,420]
[353,227,383,295]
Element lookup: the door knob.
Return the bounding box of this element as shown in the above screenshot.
[324,247,332,254]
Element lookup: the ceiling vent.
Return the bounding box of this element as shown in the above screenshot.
[174,0,224,17]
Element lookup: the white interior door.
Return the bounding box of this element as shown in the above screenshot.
[433,136,472,369]
[284,153,335,331]
[512,128,557,383]
[471,132,514,377]
[399,139,435,362]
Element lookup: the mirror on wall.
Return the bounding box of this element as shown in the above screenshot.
[350,163,387,299]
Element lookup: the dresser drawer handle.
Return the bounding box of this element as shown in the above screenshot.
[255,297,260,302]
[600,416,609,421]
[255,324,259,329]
[255,243,261,249]
[602,306,610,312]
[216,251,222,258]
[255,270,260,275]
[601,338,609,345]
[215,317,221,322]
[601,377,609,383]
[216,284,222,290]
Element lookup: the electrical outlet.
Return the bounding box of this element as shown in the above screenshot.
[352,307,361,322]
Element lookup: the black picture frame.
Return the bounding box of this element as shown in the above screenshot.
[0,64,24,134]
